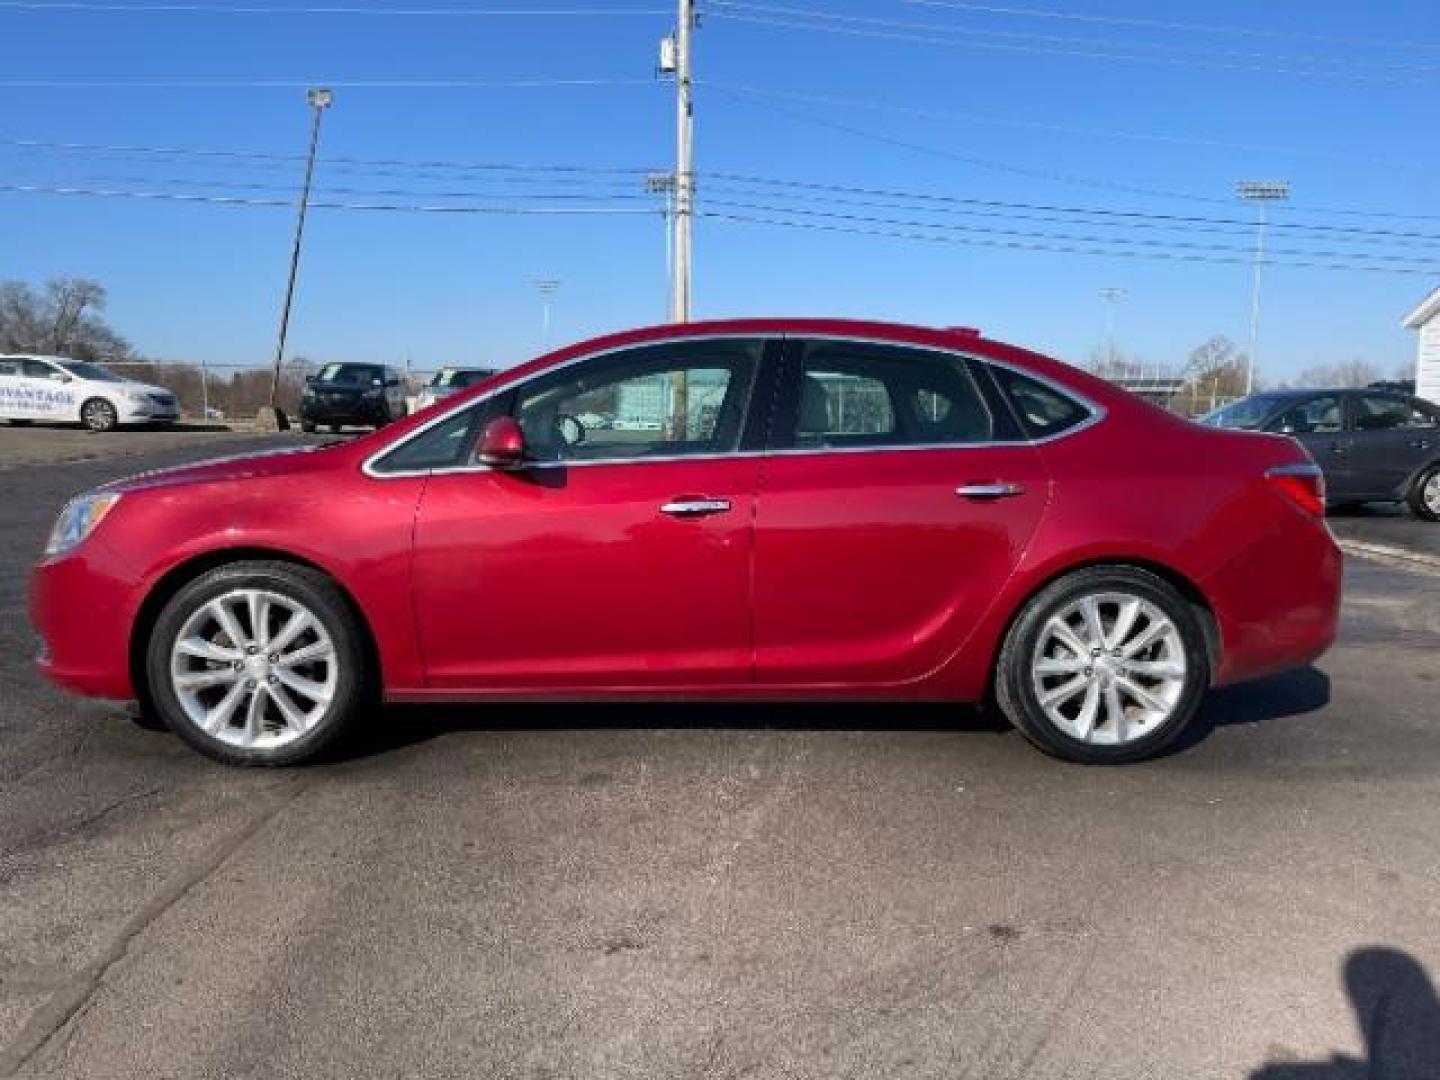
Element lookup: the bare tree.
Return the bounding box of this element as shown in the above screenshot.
[1294,359,1382,388]
[0,277,133,362]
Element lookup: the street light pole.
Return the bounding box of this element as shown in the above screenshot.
[267,87,333,418]
[1236,179,1290,397]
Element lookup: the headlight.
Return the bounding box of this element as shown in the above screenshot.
[45,492,122,556]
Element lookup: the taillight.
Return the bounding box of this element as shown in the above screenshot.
[1265,462,1326,517]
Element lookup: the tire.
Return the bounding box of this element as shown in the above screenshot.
[994,566,1210,764]
[1407,464,1440,522]
[300,420,316,433]
[144,560,370,766]
[80,397,118,432]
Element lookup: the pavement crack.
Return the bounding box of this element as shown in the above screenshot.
[0,777,310,1078]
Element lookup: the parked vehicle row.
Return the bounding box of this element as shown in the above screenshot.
[30,319,1340,768]
[1203,387,1440,521]
[0,354,179,431]
[415,366,497,412]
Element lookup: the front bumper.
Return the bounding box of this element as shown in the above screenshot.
[300,394,387,425]
[29,540,142,699]
[117,397,180,423]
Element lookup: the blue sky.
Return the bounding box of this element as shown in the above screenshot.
[2,0,1437,382]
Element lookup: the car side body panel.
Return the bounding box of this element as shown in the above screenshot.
[28,318,1341,713]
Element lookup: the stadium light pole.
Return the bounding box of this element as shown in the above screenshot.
[1236,180,1290,396]
[266,87,333,422]
[533,278,560,347]
[1098,286,1127,368]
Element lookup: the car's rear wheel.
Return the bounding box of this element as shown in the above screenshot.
[144,561,368,766]
[995,566,1209,764]
[80,397,118,432]
[1407,465,1440,522]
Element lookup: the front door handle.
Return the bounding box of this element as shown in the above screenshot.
[955,482,1026,500]
[660,497,732,517]
[1329,441,1350,455]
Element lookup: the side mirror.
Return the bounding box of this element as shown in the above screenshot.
[477,416,527,468]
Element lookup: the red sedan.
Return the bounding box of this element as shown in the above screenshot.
[29,319,1340,766]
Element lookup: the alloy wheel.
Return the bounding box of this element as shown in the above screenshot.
[1029,591,1188,746]
[168,588,338,750]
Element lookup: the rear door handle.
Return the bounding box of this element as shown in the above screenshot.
[955,482,1025,500]
[1329,441,1351,455]
[660,497,732,517]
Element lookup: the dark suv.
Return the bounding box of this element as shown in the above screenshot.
[299,363,407,432]
[1203,388,1440,520]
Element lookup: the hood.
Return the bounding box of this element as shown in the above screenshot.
[101,441,346,495]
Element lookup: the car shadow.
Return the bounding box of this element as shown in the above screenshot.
[333,699,1011,762]
[1327,502,1407,519]
[1164,665,1331,755]
[1250,947,1440,1079]
[321,665,1333,764]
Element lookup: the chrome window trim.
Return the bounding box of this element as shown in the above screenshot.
[361,331,1107,480]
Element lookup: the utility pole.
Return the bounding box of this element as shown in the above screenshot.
[670,0,695,323]
[1236,180,1290,397]
[1098,286,1127,369]
[266,87,333,423]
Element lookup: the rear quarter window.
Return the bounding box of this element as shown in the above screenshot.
[988,366,1092,439]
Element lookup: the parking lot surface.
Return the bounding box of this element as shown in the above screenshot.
[2,436,1440,1079]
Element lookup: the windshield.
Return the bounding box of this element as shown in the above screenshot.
[57,361,127,383]
[432,368,491,389]
[1202,394,1285,430]
[316,363,382,386]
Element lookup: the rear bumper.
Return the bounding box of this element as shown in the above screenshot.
[28,540,141,699]
[1204,513,1342,686]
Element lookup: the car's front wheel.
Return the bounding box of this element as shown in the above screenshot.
[80,398,118,432]
[995,566,1209,764]
[1407,465,1440,522]
[144,561,369,766]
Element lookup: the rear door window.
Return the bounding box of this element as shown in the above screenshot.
[782,341,996,450]
[1352,395,1437,431]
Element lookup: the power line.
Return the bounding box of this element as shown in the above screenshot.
[0,182,659,214]
[704,5,1436,84]
[698,211,1440,276]
[711,1,1440,74]
[697,78,1421,171]
[704,84,1440,222]
[0,2,667,14]
[900,0,1440,53]
[9,132,1440,231]
[696,197,1440,267]
[2,179,1430,275]
[0,76,656,88]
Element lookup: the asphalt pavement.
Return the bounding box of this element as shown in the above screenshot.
[2,436,1440,1079]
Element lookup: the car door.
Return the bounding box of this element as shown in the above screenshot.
[1266,394,1352,498]
[408,336,772,689]
[16,359,81,423]
[751,338,1050,687]
[1345,393,1440,499]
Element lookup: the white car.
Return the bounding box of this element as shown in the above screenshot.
[0,355,179,432]
[415,366,497,412]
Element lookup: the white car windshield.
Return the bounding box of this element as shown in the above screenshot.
[57,361,127,383]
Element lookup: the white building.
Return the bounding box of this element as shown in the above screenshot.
[1403,285,1440,405]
